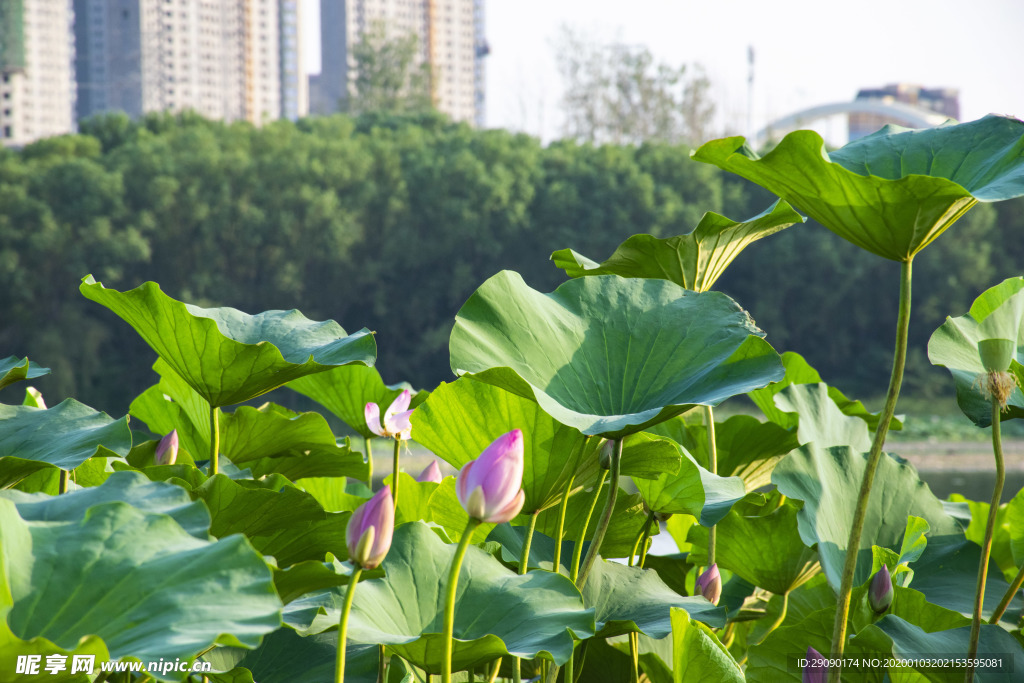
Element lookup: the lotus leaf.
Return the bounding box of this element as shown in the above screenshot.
[0,356,50,392]
[450,271,783,438]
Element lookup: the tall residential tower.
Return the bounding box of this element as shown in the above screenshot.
[314,0,486,126]
[0,0,75,147]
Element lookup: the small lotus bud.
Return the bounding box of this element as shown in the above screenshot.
[869,564,894,614]
[155,430,179,466]
[695,563,722,605]
[345,486,394,569]
[803,647,827,683]
[417,460,443,483]
[456,430,526,523]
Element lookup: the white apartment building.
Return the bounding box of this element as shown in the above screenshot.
[75,0,290,125]
[0,0,76,147]
[315,0,486,126]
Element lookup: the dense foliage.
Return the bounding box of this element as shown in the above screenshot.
[1,111,1022,415]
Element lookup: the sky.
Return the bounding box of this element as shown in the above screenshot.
[304,0,1024,144]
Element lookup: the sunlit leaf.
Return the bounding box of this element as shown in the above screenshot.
[0,356,50,392]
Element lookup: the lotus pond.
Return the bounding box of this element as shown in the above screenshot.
[2,116,1024,683]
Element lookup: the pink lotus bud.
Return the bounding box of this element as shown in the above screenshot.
[155,430,179,466]
[695,564,722,605]
[456,429,526,523]
[345,486,394,569]
[365,390,413,440]
[869,564,893,614]
[417,460,443,483]
[803,646,827,683]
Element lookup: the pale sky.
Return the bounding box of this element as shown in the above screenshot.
[304,0,1024,144]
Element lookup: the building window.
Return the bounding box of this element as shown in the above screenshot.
[2,126,10,138]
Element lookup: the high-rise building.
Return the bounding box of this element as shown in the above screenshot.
[848,83,960,141]
[0,0,75,147]
[314,0,486,126]
[75,0,291,125]
[278,0,307,120]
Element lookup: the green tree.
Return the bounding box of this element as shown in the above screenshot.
[345,21,433,116]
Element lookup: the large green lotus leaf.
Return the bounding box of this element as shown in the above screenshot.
[749,351,901,431]
[907,537,1024,627]
[649,413,800,491]
[449,272,784,438]
[774,382,873,452]
[272,559,375,604]
[0,498,281,673]
[618,432,683,480]
[0,470,209,539]
[551,200,804,292]
[298,477,366,513]
[485,524,578,574]
[0,356,50,392]
[288,363,425,439]
[196,474,352,567]
[669,607,744,683]
[204,629,382,683]
[410,378,600,513]
[633,445,746,526]
[772,444,963,590]
[81,275,376,407]
[853,616,1024,683]
[928,276,1024,426]
[687,491,819,594]
[693,115,1024,261]
[0,399,131,487]
[130,358,212,460]
[947,493,1016,582]
[384,472,439,526]
[583,559,724,638]
[530,484,653,558]
[284,522,594,672]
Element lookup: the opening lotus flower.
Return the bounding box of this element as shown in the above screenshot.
[365,390,413,440]
[803,647,827,683]
[345,485,394,570]
[695,563,722,605]
[869,564,893,614]
[155,430,179,466]
[417,460,443,483]
[456,429,525,523]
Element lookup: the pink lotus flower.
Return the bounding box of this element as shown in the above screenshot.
[696,563,722,605]
[456,429,526,523]
[155,430,179,466]
[417,460,443,483]
[803,646,827,683]
[365,390,413,440]
[345,486,394,570]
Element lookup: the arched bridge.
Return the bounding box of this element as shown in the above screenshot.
[754,100,952,146]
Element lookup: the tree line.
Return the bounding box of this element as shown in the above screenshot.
[1,111,1020,416]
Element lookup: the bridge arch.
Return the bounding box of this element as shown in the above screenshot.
[755,100,951,146]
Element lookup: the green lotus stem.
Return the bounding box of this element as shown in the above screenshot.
[334,566,363,683]
[966,399,1006,681]
[512,511,540,683]
[209,404,221,476]
[829,258,912,682]
[704,405,718,565]
[553,474,576,574]
[625,511,655,683]
[756,591,789,645]
[989,563,1024,625]
[377,645,385,683]
[443,518,481,683]
[365,437,375,488]
[634,510,656,568]
[58,469,68,494]
[571,470,608,584]
[392,438,402,511]
[577,438,622,591]
[487,659,502,683]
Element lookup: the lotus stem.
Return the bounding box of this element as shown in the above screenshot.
[513,511,539,683]
[209,404,220,476]
[553,474,576,574]
[577,439,622,591]
[487,659,502,683]
[392,438,401,511]
[365,438,374,488]
[829,257,912,681]
[58,469,68,494]
[377,645,385,683]
[756,592,789,645]
[966,399,1006,681]
[443,518,481,683]
[334,566,363,683]
[626,511,655,683]
[704,405,718,565]
[989,563,1024,625]
[571,470,608,584]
